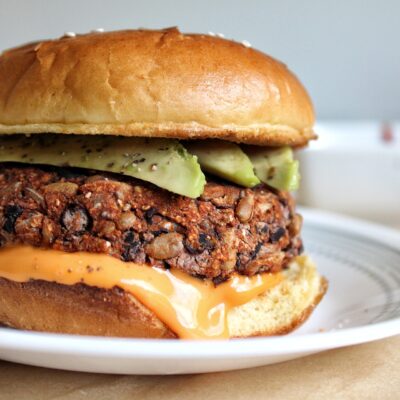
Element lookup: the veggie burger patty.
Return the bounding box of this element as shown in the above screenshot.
[0,164,303,283]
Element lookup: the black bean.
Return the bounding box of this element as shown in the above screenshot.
[257,223,269,234]
[185,233,214,254]
[3,205,23,233]
[61,204,91,234]
[152,229,169,237]
[184,241,198,254]
[199,233,214,250]
[270,227,286,243]
[122,241,141,261]
[124,230,136,243]
[144,207,157,223]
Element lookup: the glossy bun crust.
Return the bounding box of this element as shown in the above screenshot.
[0,28,315,146]
[0,256,326,338]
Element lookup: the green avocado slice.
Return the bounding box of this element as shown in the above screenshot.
[0,134,206,198]
[246,146,300,191]
[185,140,260,187]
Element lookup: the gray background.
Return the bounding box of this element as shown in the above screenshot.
[0,0,398,120]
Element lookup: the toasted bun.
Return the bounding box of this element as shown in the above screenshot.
[0,28,315,146]
[0,256,326,338]
[229,255,327,337]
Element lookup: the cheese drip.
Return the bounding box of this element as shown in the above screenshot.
[0,246,282,339]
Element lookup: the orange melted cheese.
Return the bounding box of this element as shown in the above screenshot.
[0,246,282,339]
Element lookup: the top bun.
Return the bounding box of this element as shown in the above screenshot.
[0,28,315,146]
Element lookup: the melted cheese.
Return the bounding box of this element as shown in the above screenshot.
[0,246,282,339]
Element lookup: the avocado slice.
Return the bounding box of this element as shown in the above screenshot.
[246,146,300,191]
[185,140,260,187]
[0,134,206,198]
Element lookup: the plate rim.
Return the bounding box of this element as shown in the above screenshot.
[0,317,399,359]
[1,207,400,359]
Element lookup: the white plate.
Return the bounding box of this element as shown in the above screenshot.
[1,208,400,375]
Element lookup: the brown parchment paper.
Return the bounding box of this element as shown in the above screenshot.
[0,335,399,400]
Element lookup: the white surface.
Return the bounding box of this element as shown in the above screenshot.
[0,208,400,375]
[297,122,400,225]
[1,0,400,120]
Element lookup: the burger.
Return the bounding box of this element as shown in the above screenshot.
[0,28,327,339]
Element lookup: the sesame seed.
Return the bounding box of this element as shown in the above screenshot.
[92,28,104,33]
[105,241,111,248]
[64,32,76,38]
[208,31,216,36]
[117,199,123,207]
[242,40,252,48]
[85,192,92,199]
[55,199,61,206]
[150,163,158,171]
[216,32,225,38]
[123,204,131,211]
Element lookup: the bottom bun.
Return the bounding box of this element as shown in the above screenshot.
[0,255,326,339]
[229,255,327,337]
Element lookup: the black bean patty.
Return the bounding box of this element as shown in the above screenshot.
[0,164,303,282]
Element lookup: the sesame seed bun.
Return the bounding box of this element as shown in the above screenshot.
[0,28,315,146]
